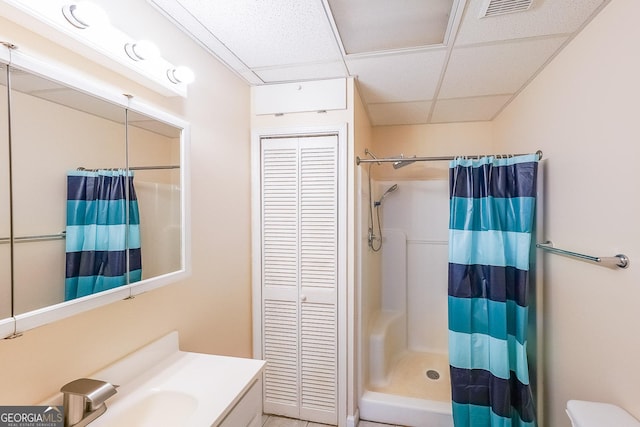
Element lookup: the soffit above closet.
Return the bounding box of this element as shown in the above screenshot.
[148,0,610,126]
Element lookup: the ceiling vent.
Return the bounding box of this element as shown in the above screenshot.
[480,0,533,18]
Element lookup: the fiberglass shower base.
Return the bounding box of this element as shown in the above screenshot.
[368,351,451,402]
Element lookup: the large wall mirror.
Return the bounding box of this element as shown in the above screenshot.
[1,50,189,338]
[1,63,10,322]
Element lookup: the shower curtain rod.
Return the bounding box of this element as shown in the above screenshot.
[130,165,180,170]
[77,165,180,171]
[356,150,543,165]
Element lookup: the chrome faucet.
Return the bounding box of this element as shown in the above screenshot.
[60,378,118,427]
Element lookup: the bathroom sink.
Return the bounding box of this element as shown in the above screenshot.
[41,332,265,427]
[101,390,198,426]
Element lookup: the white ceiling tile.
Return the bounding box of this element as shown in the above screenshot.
[149,0,250,72]
[368,101,432,126]
[148,0,609,126]
[254,61,348,83]
[347,49,447,103]
[172,0,343,68]
[431,95,513,123]
[327,0,455,54]
[439,36,567,99]
[456,0,607,45]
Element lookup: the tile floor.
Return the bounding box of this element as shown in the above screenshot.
[262,414,403,427]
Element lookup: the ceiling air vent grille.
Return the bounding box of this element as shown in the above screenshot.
[480,0,533,18]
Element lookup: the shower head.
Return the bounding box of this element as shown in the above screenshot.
[393,154,417,169]
[375,184,398,206]
[393,159,416,169]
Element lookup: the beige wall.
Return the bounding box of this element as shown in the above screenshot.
[0,0,253,405]
[493,0,640,425]
[370,122,494,180]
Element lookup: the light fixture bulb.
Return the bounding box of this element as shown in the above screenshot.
[62,2,109,29]
[167,66,195,85]
[125,40,161,61]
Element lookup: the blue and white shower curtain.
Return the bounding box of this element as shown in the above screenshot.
[65,169,142,300]
[448,154,538,427]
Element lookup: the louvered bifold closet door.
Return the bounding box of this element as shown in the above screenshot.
[261,135,338,425]
[299,137,338,425]
[262,138,300,419]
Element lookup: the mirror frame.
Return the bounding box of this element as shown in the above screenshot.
[0,45,191,339]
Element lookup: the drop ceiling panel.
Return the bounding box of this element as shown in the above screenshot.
[439,36,567,99]
[145,0,611,126]
[347,49,447,104]
[255,61,348,83]
[173,0,343,68]
[149,0,251,74]
[431,95,513,123]
[456,0,606,45]
[368,101,432,126]
[327,0,454,54]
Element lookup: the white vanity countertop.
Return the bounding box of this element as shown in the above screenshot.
[43,332,266,426]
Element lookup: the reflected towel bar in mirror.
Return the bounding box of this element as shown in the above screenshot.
[536,241,629,269]
[77,165,180,171]
[0,231,66,244]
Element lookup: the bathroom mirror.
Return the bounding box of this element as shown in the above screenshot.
[0,51,189,336]
[0,63,10,320]
[10,66,128,315]
[126,110,182,284]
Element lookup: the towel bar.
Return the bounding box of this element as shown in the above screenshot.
[536,241,629,269]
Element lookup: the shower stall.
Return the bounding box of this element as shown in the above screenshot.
[357,161,454,426]
[356,151,544,427]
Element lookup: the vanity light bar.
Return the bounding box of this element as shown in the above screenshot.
[166,66,195,84]
[60,2,195,88]
[61,2,108,28]
[124,40,161,62]
[1,0,194,96]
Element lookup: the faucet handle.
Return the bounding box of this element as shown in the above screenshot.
[61,378,118,410]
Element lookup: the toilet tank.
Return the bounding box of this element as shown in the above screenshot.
[567,400,640,427]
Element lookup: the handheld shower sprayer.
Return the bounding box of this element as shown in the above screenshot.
[368,183,398,251]
[374,184,398,206]
[362,148,400,252]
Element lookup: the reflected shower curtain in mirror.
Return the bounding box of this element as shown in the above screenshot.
[65,169,142,300]
[448,154,538,427]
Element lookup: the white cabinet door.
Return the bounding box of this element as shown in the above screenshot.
[261,135,338,425]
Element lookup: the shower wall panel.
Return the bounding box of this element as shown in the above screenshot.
[406,242,448,353]
[379,179,449,354]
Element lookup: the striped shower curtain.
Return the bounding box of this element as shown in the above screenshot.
[448,154,538,426]
[65,169,142,300]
